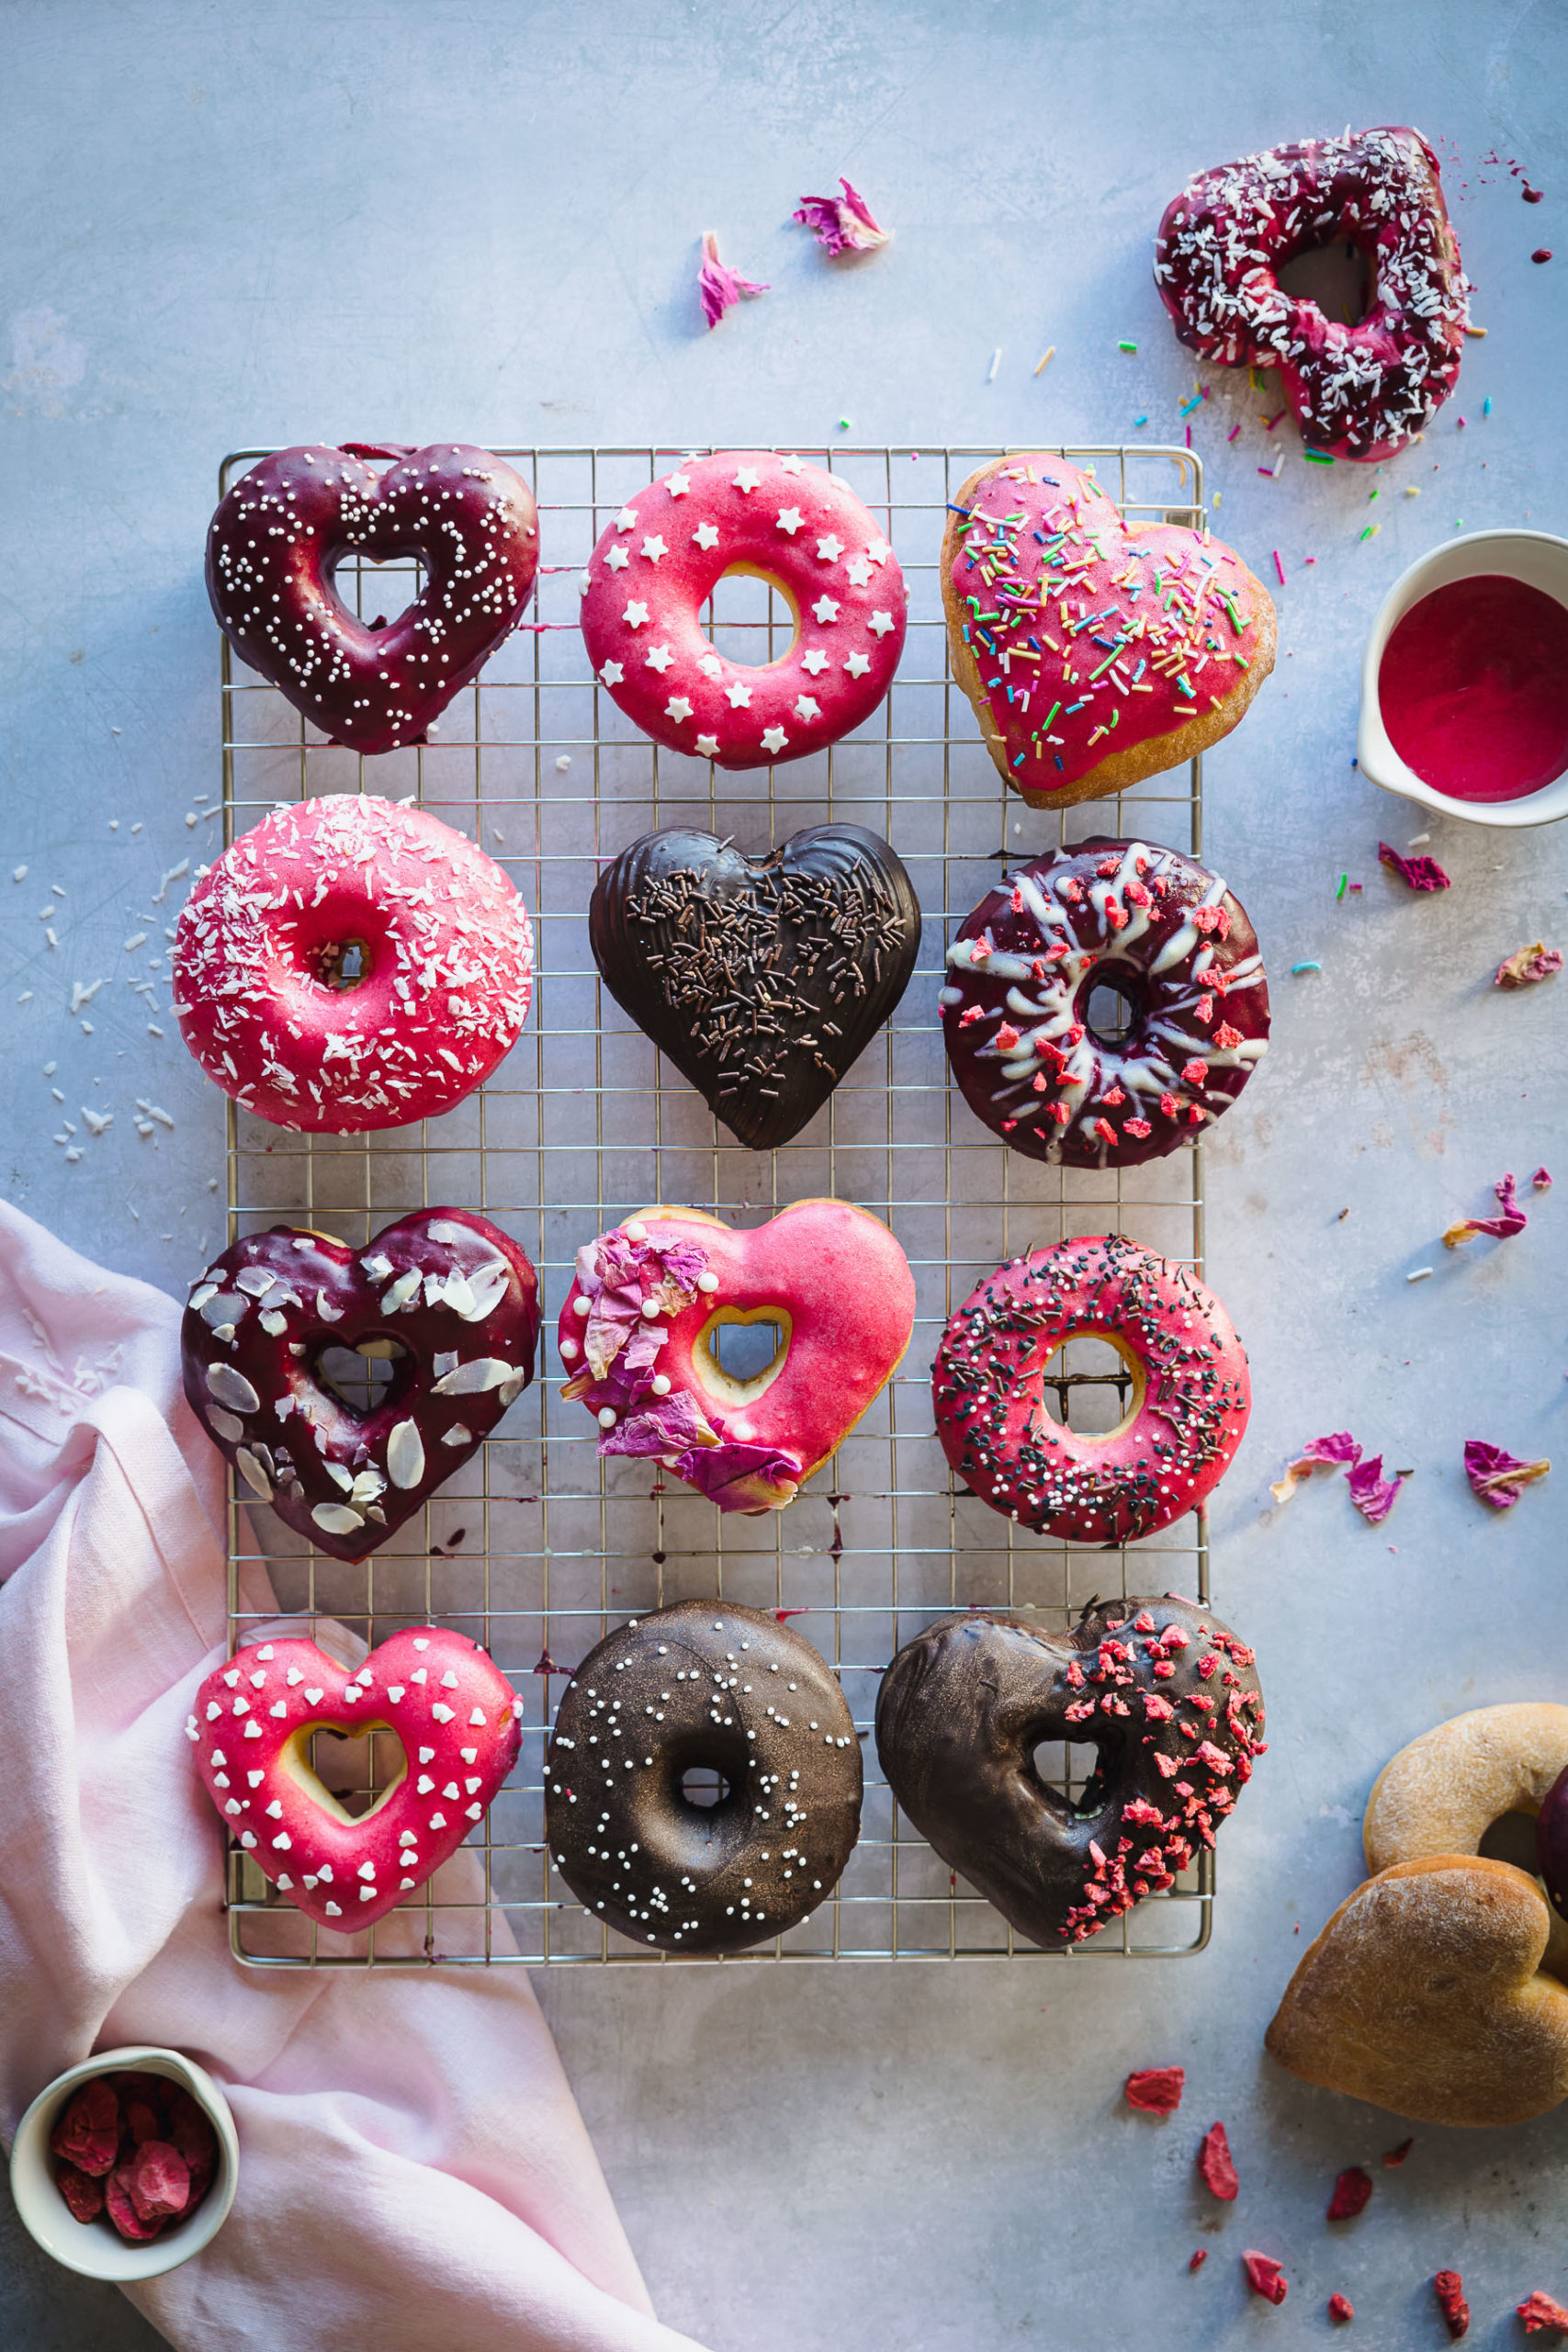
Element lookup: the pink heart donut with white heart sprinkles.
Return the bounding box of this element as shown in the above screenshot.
[187,1627,521,1930]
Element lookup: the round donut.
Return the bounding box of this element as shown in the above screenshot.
[931,1234,1250,1544]
[558,1201,916,1514]
[172,794,534,1131]
[546,1600,863,1952]
[940,836,1270,1168]
[206,441,539,754]
[1154,126,1470,462]
[876,1595,1264,1947]
[578,450,906,769]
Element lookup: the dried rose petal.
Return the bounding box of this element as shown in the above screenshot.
[1520,2292,1568,2336]
[1534,1168,1553,1192]
[697,232,769,330]
[1379,842,1452,891]
[1464,1438,1551,1510]
[1347,1453,1407,1524]
[1243,2250,1288,2305]
[1327,2165,1372,2220]
[49,2077,121,2178]
[1444,1170,1528,1248]
[1270,1431,1361,1503]
[793,177,891,256]
[55,2163,106,2224]
[1382,2137,1414,2166]
[1188,2248,1208,2272]
[1495,942,1563,989]
[126,2139,190,2224]
[1125,2065,1185,2114]
[1434,2270,1470,2339]
[1328,2292,1354,2324]
[105,2165,166,2244]
[1198,2120,1238,2199]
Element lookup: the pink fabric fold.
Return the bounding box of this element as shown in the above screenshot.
[0,1200,705,2352]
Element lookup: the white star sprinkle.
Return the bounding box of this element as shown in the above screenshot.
[812,595,840,624]
[778,453,805,475]
[640,535,669,562]
[732,468,761,493]
[800,649,829,675]
[577,570,592,595]
[866,538,891,566]
[695,733,720,757]
[815,535,844,563]
[761,725,789,754]
[693,521,720,550]
[666,473,691,498]
[599,660,626,686]
[776,506,805,536]
[605,545,630,571]
[726,682,752,708]
[698,653,724,680]
[644,644,674,673]
[622,602,649,629]
[665,695,694,723]
[868,609,895,637]
[845,556,874,587]
[794,695,821,721]
[615,506,639,533]
[843,650,872,678]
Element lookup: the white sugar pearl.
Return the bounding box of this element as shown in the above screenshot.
[624,1218,648,1241]
[597,1408,617,1429]
[732,1419,755,1440]
[650,1374,671,1396]
[697,1272,719,1293]
[573,1295,591,1317]
[559,1338,579,1360]
[640,1298,660,1318]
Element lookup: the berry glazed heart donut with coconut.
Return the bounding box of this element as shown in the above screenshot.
[931,1235,1249,1544]
[558,1203,916,1513]
[1154,128,1470,461]
[206,441,539,753]
[183,1209,538,1561]
[579,451,907,768]
[941,837,1269,1168]
[875,1595,1264,1947]
[172,795,534,1131]
[187,1625,521,1930]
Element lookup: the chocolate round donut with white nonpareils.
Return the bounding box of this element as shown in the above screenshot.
[875,1596,1265,1948]
[546,1601,863,1952]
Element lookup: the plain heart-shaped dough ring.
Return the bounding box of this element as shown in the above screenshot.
[942,453,1275,808]
[558,1201,916,1513]
[186,1626,522,1932]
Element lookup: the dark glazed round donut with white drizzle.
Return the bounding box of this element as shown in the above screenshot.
[546,1600,863,1951]
[940,837,1269,1168]
[875,1596,1265,1947]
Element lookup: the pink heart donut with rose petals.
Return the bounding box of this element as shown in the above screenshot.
[188,1626,521,1930]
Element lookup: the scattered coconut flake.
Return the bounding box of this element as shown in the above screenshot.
[1464,1439,1550,1510]
[80,1107,113,1136]
[1495,942,1563,988]
[69,979,106,1013]
[793,176,890,255]
[1347,1454,1407,1524]
[12,866,25,882]
[1125,2067,1185,2115]
[1379,842,1451,891]
[135,1099,175,1128]
[697,231,768,329]
[1271,1431,1362,1504]
[151,860,189,905]
[123,933,147,952]
[1443,1170,1528,1248]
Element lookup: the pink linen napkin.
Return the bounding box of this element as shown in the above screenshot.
[0,1199,705,2352]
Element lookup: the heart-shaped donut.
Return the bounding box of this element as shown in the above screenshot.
[558,1201,915,1512]
[589,824,922,1149]
[942,454,1276,808]
[182,1210,539,1561]
[206,442,539,754]
[186,1626,521,1931]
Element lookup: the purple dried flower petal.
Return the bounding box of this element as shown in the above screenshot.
[1495,942,1563,989]
[1379,842,1452,892]
[794,177,891,256]
[1464,1438,1551,1510]
[1270,1430,1362,1503]
[600,1389,717,1456]
[1533,1167,1553,1192]
[1347,1453,1406,1523]
[698,231,768,329]
[673,1437,802,1512]
[1443,1170,1529,1248]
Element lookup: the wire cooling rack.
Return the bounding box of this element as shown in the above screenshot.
[218,441,1223,1966]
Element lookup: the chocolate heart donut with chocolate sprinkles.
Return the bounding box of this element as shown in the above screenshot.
[182,1209,538,1561]
[546,1600,863,1951]
[875,1596,1264,1948]
[589,824,921,1150]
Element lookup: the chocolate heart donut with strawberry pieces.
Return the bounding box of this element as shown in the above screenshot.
[206,442,539,754]
[187,1625,521,1931]
[876,1596,1264,1948]
[183,1209,539,1560]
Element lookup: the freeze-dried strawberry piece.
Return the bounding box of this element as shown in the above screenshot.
[1382,2138,1414,2167]
[105,2165,166,2244]
[1243,2250,1288,2304]
[125,2096,163,2146]
[55,2163,106,2224]
[126,2140,190,2224]
[1125,2066,1185,2114]
[49,2077,121,2178]
[1434,2271,1470,2339]
[1328,2293,1354,2324]
[1519,2292,1568,2335]
[1188,2248,1208,2272]
[1328,2165,1372,2220]
[1199,2120,1239,2199]
[166,2089,218,2199]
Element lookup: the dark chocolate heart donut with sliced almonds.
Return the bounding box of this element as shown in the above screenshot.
[182,1209,539,1561]
[875,1595,1265,1948]
[589,824,921,1150]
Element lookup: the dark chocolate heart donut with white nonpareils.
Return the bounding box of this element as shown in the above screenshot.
[589,824,921,1150]
[206,442,539,753]
[875,1596,1264,1948]
[182,1210,539,1560]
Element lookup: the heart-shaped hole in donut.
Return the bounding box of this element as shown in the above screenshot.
[287,1721,409,1823]
[321,544,425,639]
[1032,1737,1104,1812]
[702,565,802,671]
[1035,1333,1144,1438]
[1276,240,1374,330]
[315,1337,409,1417]
[694,1308,792,1407]
[679,1764,732,1811]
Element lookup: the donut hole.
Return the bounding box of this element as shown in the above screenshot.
[310,936,373,991]
[678,1764,732,1811]
[1276,240,1375,330]
[1479,1809,1545,1875]
[315,1337,408,1416]
[1083,974,1142,1051]
[701,564,802,670]
[1032,1738,1104,1809]
[281,1720,408,1823]
[321,544,424,637]
[693,1307,793,1408]
[1035,1333,1142,1438]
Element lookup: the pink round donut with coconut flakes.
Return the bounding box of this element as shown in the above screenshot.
[172,794,533,1132]
[579,451,907,769]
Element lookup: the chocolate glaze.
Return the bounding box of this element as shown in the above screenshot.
[182,1209,539,1562]
[547,1600,863,1952]
[590,824,921,1150]
[875,1596,1265,1947]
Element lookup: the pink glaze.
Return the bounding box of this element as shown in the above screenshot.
[206,442,539,755]
[172,795,534,1131]
[187,1626,521,1932]
[1156,128,1469,461]
[579,452,906,770]
[1379,575,1568,803]
[558,1202,915,1512]
[949,456,1272,797]
[931,1235,1250,1544]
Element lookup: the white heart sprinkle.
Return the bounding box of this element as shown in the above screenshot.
[304,1688,324,1704]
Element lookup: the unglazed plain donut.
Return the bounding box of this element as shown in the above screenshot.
[940,837,1270,1168]
[172,795,534,1131]
[187,1626,522,1931]
[579,451,906,768]
[558,1202,916,1513]
[1155,127,1470,462]
[206,441,539,753]
[546,1600,863,1951]
[931,1235,1250,1544]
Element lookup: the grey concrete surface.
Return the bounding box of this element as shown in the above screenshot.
[4,1,1567,2344]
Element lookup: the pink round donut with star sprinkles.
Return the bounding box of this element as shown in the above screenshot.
[579,451,907,769]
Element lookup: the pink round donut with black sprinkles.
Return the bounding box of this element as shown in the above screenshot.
[579,451,907,769]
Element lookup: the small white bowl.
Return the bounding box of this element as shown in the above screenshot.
[9,2045,239,2281]
[1357,527,1568,829]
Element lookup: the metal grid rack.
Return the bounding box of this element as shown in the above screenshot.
[218,440,1220,1967]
